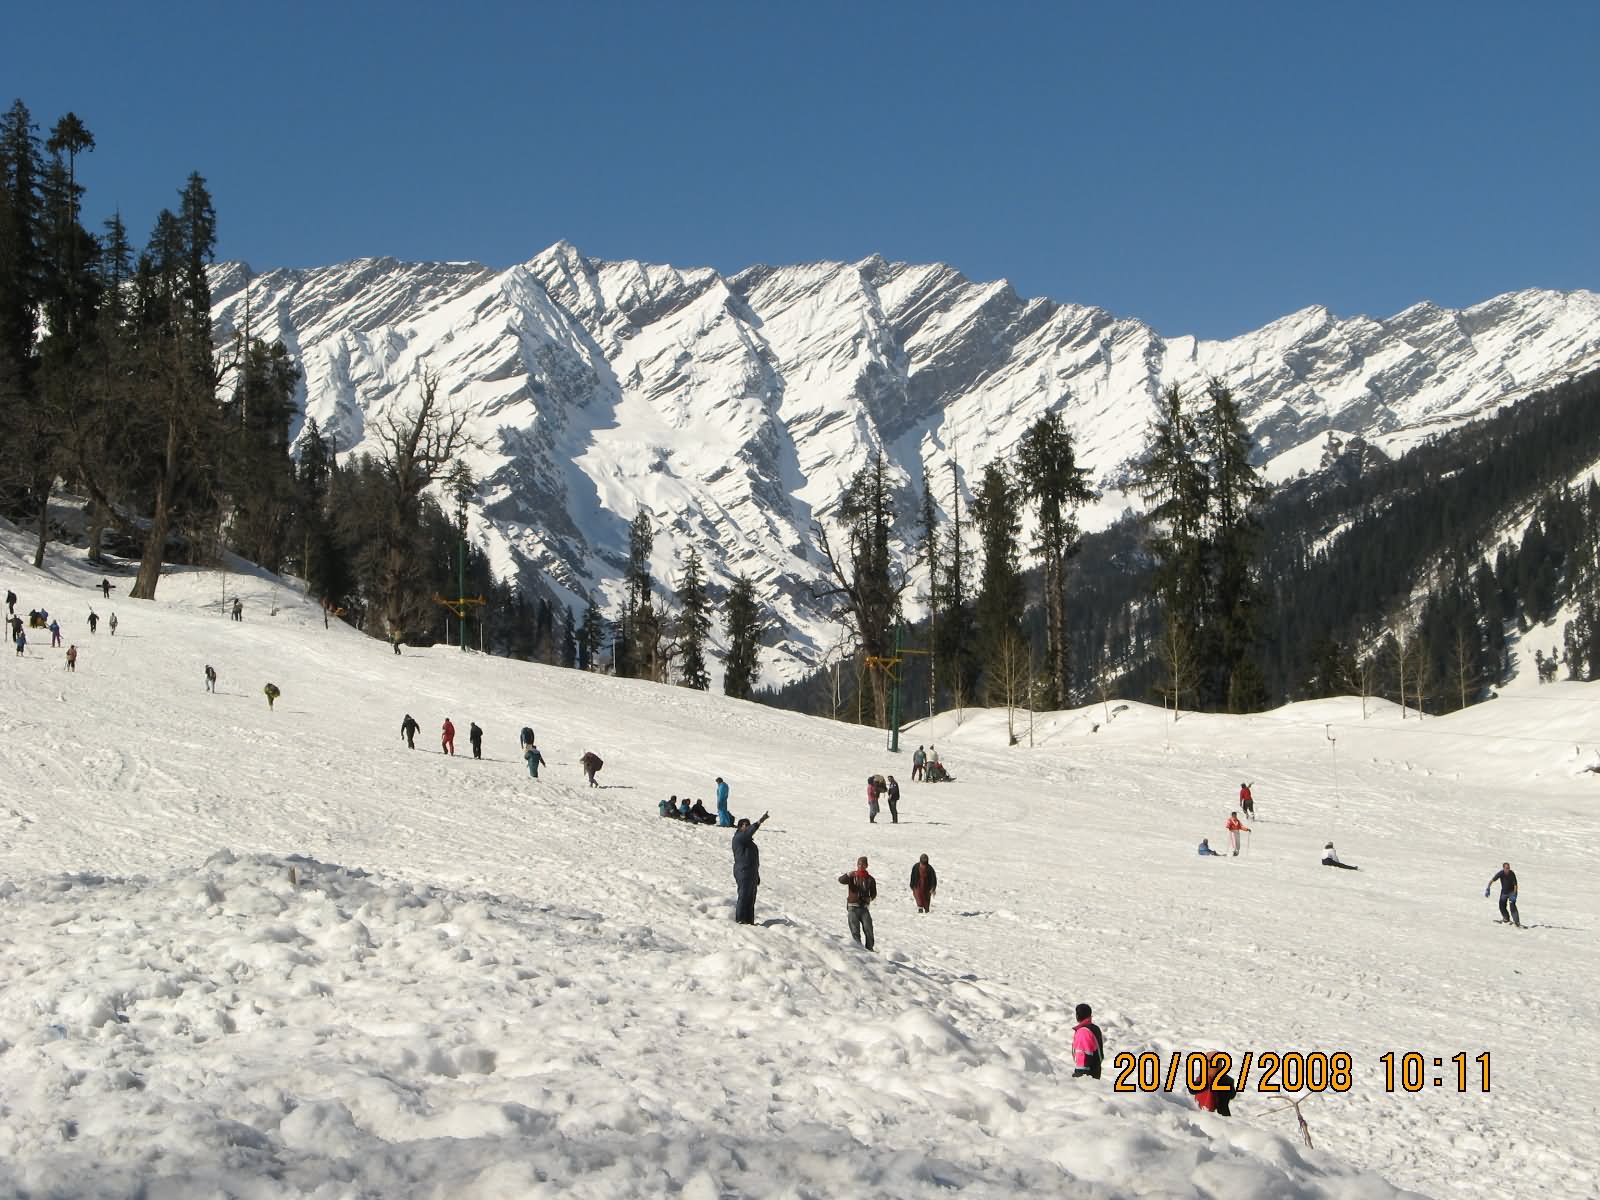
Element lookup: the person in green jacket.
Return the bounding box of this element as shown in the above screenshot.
[524,741,546,779]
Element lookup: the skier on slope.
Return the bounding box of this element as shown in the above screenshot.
[1485,862,1521,927]
[401,713,419,749]
[1225,811,1250,856]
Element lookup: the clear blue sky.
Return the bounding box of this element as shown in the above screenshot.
[6,1,1596,338]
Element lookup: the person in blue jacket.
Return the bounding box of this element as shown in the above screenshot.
[716,776,733,826]
[732,811,770,924]
[1197,838,1221,856]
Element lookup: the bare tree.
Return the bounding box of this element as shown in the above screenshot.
[374,369,474,637]
[1157,606,1199,722]
[985,631,1032,745]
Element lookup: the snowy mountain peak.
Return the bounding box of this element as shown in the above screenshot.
[210,249,1600,681]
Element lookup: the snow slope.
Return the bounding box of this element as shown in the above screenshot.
[2,530,1596,1198]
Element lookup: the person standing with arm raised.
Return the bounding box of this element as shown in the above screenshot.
[732,812,770,924]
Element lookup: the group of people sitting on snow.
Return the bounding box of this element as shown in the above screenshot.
[660,776,736,827]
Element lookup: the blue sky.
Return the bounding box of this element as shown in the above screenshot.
[6,1,1596,337]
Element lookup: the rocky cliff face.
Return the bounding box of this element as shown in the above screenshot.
[210,244,1600,683]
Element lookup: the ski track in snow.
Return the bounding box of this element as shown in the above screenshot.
[1,530,1596,1197]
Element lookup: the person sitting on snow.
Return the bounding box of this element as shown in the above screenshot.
[1198,838,1221,857]
[1321,841,1358,870]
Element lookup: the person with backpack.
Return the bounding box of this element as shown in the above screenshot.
[909,853,937,912]
[441,717,456,755]
[264,682,280,710]
[1225,811,1250,856]
[204,665,217,693]
[839,856,878,950]
[468,722,484,759]
[1072,1003,1103,1079]
[1239,782,1255,820]
[523,740,546,779]
[1485,862,1520,927]
[580,750,603,787]
[732,811,770,924]
[715,776,732,826]
[912,745,926,782]
[401,714,419,748]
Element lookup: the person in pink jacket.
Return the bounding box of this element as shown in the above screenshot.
[1072,1003,1103,1078]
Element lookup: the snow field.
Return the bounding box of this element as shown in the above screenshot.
[2,526,1594,1196]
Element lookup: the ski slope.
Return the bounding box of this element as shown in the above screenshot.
[1,526,1596,1198]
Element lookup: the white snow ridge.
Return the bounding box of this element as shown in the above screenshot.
[3,525,1597,1198]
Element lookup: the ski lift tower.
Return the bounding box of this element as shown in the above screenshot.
[865,620,930,753]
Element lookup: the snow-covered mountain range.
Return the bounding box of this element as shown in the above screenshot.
[209,246,1600,682]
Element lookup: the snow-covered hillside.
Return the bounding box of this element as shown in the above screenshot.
[209,249,1600,684]
[4,531,1598,1197]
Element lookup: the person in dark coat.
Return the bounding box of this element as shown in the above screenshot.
[580,751,603,787]
[910,853,937,912]
[401,714,419,748]
[885,775,901,823]
[205,664,217,693]
[839,856,878,950]
[689,799,716,825]
[86,611,98,634]
[1485,862,1520,926]
[100,578,113,599]
[264,682,280,710]
[468,722,484,759]
[524,742,546,778]
[732,811,770,924]
[4,589,14,616]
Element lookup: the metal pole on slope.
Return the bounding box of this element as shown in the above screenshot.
[888,619,903,753]
[1326,724,1342,828]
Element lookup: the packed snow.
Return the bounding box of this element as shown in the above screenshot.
[2,526,1596,1198]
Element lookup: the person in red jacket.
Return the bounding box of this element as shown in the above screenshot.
[441,717,456,755]
[1225,811,1250,856]
[1239,781,1255,820]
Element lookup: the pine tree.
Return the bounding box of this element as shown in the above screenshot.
[971,460,1025,667]
[1198,378,1268,710]
[814,454,907,727]
[1018,410,1097,708]
[560,604,578,669]
[617,508,654,678]
[722,573,764,700]
[675,546,711,690]
[579,601,604,671]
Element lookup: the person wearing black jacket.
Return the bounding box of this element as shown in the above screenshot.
[469,722,484,759]
[732,812,770,924]
[1485,862,1520,926]
[909,854,938,912]
[401,714,419,749]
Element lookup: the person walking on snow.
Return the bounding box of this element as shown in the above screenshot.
[715,776,733,827]
[64,643,77,671]
[1239,782,1255,820]
[441,717,456,755]
[524,740,546,778]
[1321,841,1358,870]
[1225,811,1250,856]
[48,619,60,647]
[912,745,926,782]
[468,721,483,759]
[263,682,280,709]
[867,776,881,823]
[99,577,113,599]
[204,665,217,692]
[87,611,98,634]
[108,613,117,636]
[1072,1003,1104,1079]
[839,856,878,950]
[400,713,419,748]
[13,628,24,656]
[732,811,770,924]
[4,589,14,616]
[580,751,603,787]
[885,775,901,823]
[1486,862,1520,926]
[910,853,937,912]
[1198,838,1221,856]
[232,597,243,621]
